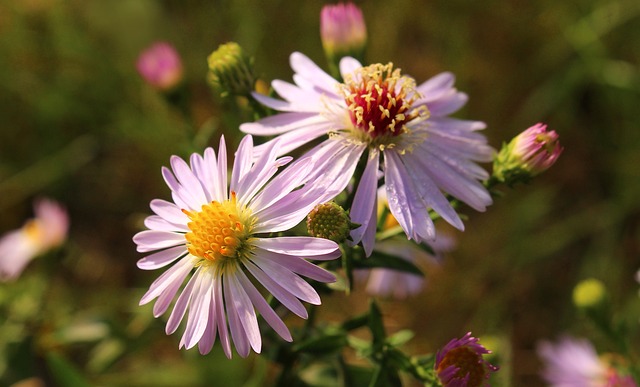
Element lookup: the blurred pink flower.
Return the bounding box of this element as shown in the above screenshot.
[0,198,69,281]
[435,332,498,387]
[134,135,341,358]
[537,336,637,387]
[136,42,184,91]
[359,187,455,299]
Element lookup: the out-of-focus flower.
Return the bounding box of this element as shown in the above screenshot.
[537,336,637,387]
[241,54,493,256]
[320,2,367,76]
[136,42,184,91]
[435,332,498,387]
[0,198,69,281]
[573,278,606,309]
[493,123,563,185]
[306,201,355,243]
[133,135,341,358]
[360,187,455,299]
[207,42,257,97]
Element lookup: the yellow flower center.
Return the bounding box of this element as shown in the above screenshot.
[436,347,487,387]
[341,63,427,149]
[183,193,252,262]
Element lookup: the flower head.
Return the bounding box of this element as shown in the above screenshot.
[241,53,493,256]
[0,198,69,281]
[435,332,498,387]
[306,201,355,243]
[136,42,183,91]
[133,135,341,358]
[537,336,637,387]
[207,42,257,97]
[493,123,563,184]
[320,2,367,75]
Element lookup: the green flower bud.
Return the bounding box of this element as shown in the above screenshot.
[573,278,606,309]
[207,42,256,97]
[306,202,354,243]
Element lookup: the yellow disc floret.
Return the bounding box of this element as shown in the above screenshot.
[183,192,252,262]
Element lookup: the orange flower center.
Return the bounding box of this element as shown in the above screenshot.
[183,193,251,262]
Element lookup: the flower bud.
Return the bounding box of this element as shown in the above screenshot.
[136,42,183,91]
[207,42,257,97]
[320,2,367,78]
[306,202,354,243]
[493,123,563,185]
[573,278,606,309]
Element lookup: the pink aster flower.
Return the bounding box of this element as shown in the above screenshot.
[134,135,341,358]
[435,332,498,387]
[537,336,637,387]
[0,198,69,281]
[136,42,184,91]
[241,53,493,256]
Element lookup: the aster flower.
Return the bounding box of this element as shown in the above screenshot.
[133,135,342,358]
[240,53,493,256]
[537,336,637,387]
[137,42,184,91]
[0,198,69,281]
[435,332,498,387]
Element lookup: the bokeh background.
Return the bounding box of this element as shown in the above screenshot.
[1,0,639,385]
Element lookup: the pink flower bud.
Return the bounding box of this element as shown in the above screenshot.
[136,42,183,91]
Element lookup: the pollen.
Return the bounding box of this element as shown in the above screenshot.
[342,63,425,143]
[436,346,487,387]
[182,193,251,262]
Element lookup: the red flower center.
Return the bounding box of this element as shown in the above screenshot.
[342,63,424,143]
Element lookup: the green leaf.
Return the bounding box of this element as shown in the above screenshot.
[386,329,414,347]
[46,352,92,387]
[292,333,347,355]
[355,251,424,276]
[368,300,386,350]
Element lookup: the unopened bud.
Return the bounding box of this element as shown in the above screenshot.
[573,278,606,309]
[307,202,354,243]
[320,2,367,78]
[137,42,184,91]
[207,42,257,97]
[493,123,563,185]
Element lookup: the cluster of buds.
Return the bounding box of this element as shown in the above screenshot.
[493,123,563,185]
[207,42,257,98]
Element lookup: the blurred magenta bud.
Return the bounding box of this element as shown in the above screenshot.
[493,123,563,184]
[136,42,184,91]
[320,2,367,77]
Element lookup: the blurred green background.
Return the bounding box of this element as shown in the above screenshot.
[1,0,639,385]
